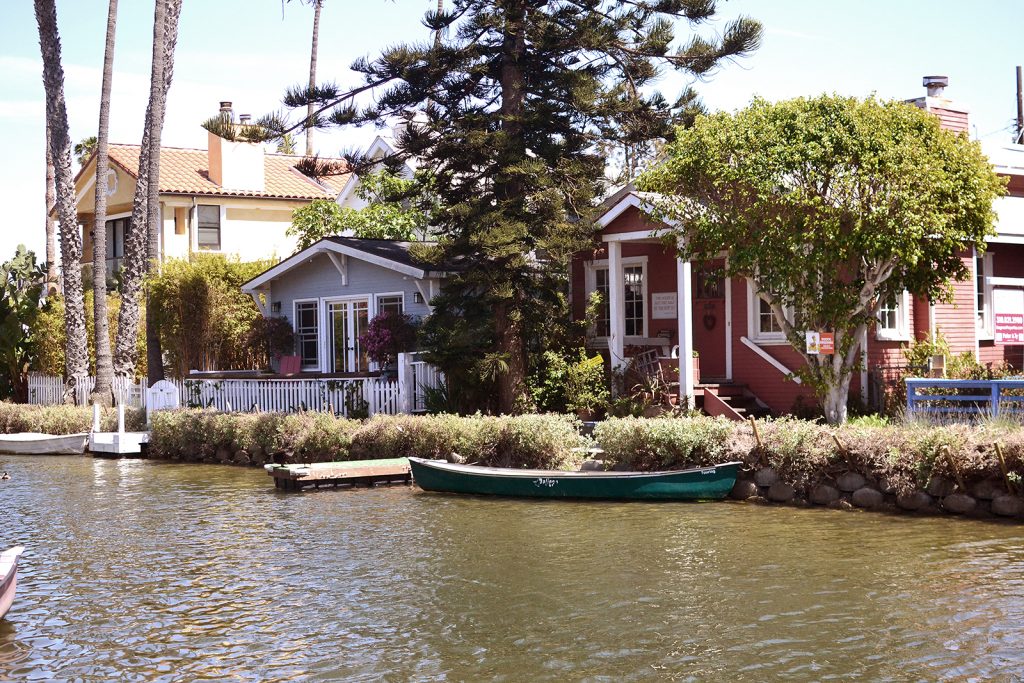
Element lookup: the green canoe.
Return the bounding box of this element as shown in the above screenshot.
[408,457,741,501]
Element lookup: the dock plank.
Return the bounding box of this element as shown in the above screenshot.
[266,458,411,491]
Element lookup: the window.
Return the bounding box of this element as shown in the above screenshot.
[294,301,319,370]
[748,281,790,343]
[376,294,404,317]
[197,205,221,250]
[104,217,127,258]
[586,258,647,339]
[876,291,909,341]
[977,252,994,338]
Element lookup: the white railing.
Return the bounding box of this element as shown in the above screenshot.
[27,373,407,417]
[397,351,445,413]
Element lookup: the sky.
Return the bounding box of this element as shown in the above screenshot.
[1,0,1022,261]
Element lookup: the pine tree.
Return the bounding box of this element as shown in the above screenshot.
[269,0,761,412]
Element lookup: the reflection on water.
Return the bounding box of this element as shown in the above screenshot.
[1,455,1022,681]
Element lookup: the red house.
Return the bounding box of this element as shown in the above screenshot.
[570,77,1024,416]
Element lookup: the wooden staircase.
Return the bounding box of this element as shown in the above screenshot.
[695,383,771,421]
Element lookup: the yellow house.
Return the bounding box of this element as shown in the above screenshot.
[72,123,349,276]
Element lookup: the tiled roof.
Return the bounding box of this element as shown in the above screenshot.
[105,144,349,200]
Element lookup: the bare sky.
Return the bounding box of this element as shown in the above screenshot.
[1,0,1022,261]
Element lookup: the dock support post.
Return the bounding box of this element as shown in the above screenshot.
[92,402,101,433]
[117,403,125,435]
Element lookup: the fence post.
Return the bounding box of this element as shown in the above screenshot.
[992,381,1001,419]
[906,379,915,417]
[397,352,412,414]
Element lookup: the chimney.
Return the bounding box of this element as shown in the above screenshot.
[207,101,264,192]
[907,75,968,135]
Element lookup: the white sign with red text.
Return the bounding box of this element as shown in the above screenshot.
[994,288,1024,345]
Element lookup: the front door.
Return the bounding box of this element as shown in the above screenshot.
[328,299,370,373]
[692,260,727,381]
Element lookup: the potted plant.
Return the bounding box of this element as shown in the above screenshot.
[359,311,418,376]
[631,373,670,418]
[565,351,609,421]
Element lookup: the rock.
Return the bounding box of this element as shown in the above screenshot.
[754,467,778,487]
[969,479,1002,501]
[991,495,1024,517]
[852,486,883,509]
[877,478,897,495]
[828,499,854,511]
[215,447,232,463]
[926,475,955,498]
[767,481,796,503]
[942,493,977,515]
[836,472,866,493]
[250,445,264,460]
[579,459,605,472]
[447,452,467,464]
[896,491,932,511]
[729,479,760,500]
[233,449,251,465]
[810,484,840,506]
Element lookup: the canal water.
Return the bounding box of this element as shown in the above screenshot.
[1,455,1023,681]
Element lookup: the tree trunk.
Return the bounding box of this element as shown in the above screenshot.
[114,0,181,383]
[35,0,89,404]
[44,126,57,294]
[822,374,851,425]
[494,300,526,414]
[304,0,322,157]
[90,0,119,408]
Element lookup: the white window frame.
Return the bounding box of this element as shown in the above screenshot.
[976,251,994,340]
[292,298,320,371]
[746,280,792,345]
[584,256,649,340]
[373,292,406,318]
[321,295,371,374]
[875,290,911,342]
[196,204,223,252]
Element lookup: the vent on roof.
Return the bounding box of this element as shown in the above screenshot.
[922,75,948,98]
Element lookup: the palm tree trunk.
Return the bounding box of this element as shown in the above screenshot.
[114,0,182,383]
[90,0,119,408]
[304,0,322,157]
[35,0,89,404]
[44,127,57,294]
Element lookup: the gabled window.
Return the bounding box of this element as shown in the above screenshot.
[876,291,910,341]
[294,300,319,370]
[977,251,994,339]
[197,205,221,250]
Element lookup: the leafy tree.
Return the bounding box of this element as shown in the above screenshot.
[359,311,417,366]
[0,247,47,402]
[73,136,97,166]
[640,95,1006,424]
[35,0,89,403]
[288,169,432,248]
[262,0,761,412]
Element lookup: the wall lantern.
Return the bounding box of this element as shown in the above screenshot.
[413,292,424,304]
[271,301,282,313]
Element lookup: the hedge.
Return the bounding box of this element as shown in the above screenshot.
[0,402,145,434]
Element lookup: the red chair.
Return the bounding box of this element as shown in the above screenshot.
[279,355,301,376]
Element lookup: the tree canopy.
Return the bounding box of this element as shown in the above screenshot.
[261,0,761,412]
[639,94,1006,423]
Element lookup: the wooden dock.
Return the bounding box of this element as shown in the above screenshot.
[265,458,411,491]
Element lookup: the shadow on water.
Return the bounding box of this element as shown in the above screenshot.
[1,455,1023,681]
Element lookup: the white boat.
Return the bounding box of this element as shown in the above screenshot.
[0,432,89,455]
[0,546,24,620]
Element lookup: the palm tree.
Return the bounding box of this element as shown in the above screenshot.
[73,136,97,166]
[44,128,57,293]
[90,0,119,408]
[34,0,89,403]
[305,0,323,156]
[114,0,182,383]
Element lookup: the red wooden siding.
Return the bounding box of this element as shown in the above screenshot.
[931,250,977,355]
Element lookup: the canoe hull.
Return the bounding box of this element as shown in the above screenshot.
[0,546,24,620]
[409,458,741,501]
[0,433,89,455]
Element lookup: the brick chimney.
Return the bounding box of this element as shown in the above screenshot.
[907,75,969,134]
[207,101,265,192]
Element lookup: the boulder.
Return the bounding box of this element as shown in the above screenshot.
[767,481,796,502]
[579,459,605,472]
[926,475,956,498]
[215,447,232,463]
[877,478,897,495]
[836,472,866,493]
[233,449,251,465]
[447,452,467,464]
[969,479,1002,501]
[729,479,760,500]
[991,495,1024,518]
[896,491,932,511]
[754,467,779,487]
[810,485,840,506]
[852,486,883,508]
[942,493,977,515]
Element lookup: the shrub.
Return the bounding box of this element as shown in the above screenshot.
[595,416,735,470]
[564,351,608,414]
[359,311,418,365]
[0,403,144,434]
[245,316,295,368]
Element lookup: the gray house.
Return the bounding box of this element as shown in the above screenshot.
[242,237,451,374]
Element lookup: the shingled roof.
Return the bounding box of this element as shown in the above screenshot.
[103,144,350,200]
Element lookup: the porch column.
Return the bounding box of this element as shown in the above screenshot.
[608,240,626,370]
[676,252,694,408]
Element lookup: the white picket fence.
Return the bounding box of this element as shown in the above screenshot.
[27,357,443,418]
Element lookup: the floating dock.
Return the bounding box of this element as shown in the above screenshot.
[88,403,148,457]
[265,458,411,491]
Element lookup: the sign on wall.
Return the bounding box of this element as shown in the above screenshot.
[994,288,1024,345]
[651,292,677,319]
[805,331,834,355]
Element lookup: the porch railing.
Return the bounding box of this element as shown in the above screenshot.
[905,378,1024,420]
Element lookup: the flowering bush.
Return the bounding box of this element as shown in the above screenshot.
[359,311,417,365]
